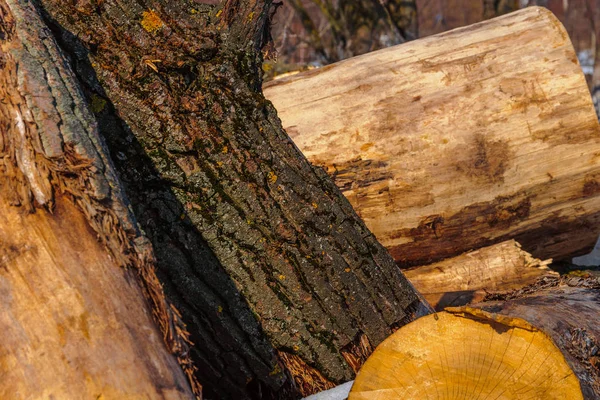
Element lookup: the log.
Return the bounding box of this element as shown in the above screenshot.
[349,278,600,399]
[0,1,196,397]
[264,6,600,266]
[404,239,557,310]
[473,278,600,399]
[19,0,430,398]
[0,197,194,399]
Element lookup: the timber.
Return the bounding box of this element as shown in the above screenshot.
[350,277,600,399]
[264,6,600,266]
[7,0,430,398]
[474,278,600,398]
[349,305,584,399]
[0,1,195,398]
[0,196,194,399]
[404,239,557,309]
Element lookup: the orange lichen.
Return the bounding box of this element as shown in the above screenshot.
[141,10,164,33]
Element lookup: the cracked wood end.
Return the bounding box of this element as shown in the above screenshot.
[349,307,583,399]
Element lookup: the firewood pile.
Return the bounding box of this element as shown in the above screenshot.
[2,1,600,399]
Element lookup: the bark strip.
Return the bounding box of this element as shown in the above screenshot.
[0,0,199,397]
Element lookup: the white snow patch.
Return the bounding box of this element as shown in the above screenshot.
[573,235,600,266]
[302,381,354,400]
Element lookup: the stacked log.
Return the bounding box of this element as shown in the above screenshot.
[404,239,556,309]
[268,9,600,398]
[265,6,600,266]
[2,2,599,399]
[350,277,600,399]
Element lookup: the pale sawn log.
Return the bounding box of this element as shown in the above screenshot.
[350,278,600,399]
[264,6,600,266]
[404,239,557,310]
[0,1,197,398]
[473,278,600,398]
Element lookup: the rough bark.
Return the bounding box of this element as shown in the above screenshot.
[264,7,600,267]
[25,0,429,398]
[0,1,196,397]
[404,239,557,310]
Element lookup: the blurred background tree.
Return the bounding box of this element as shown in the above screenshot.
[266,0,600,116]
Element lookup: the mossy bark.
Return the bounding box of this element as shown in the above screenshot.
[30,1,429,398]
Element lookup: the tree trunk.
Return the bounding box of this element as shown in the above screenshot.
[349,277,600,399]
[264,7,600,267]
[21,0,429,398]
[404,239,556,310]
[0,1,196,397]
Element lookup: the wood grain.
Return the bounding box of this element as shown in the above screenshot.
[405,239,556,309]
[0,196,193,399]
[265,7,600,265]
[473,284,600,398]
[349,306,583,399]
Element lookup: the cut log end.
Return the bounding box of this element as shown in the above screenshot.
[349,307,583,399]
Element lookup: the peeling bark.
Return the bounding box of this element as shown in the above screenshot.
[0,0,197,397]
